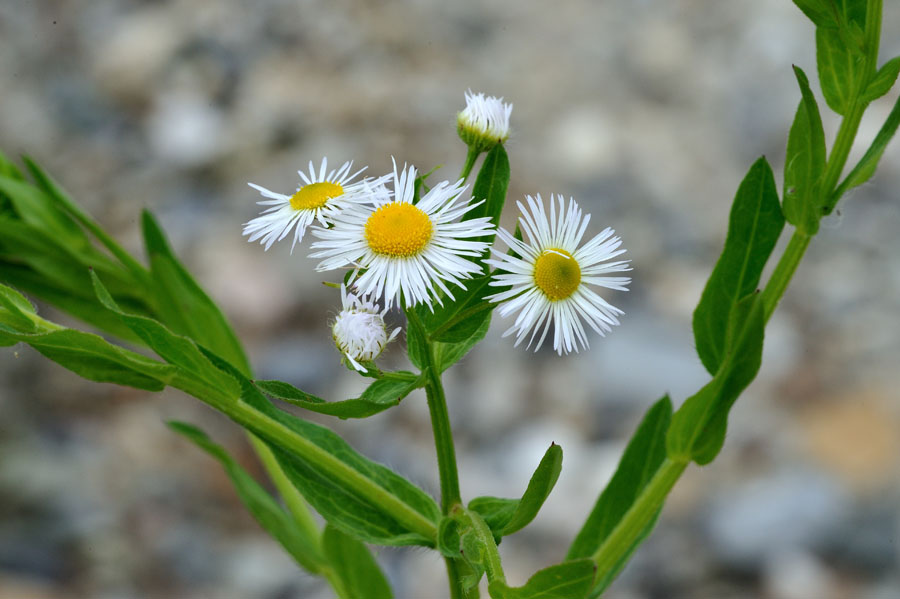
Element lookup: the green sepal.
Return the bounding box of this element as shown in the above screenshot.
[693,157,783,375]
[322,525,394,599]
[669,294,765,464]
[783,65,826,235]
[487,560,597,599]
[469,443,562,539]
[254,374,420,419]
[567,397,672,595]
[168,421,326,574]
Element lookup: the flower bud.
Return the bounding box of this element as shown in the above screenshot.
[457,90,512,153]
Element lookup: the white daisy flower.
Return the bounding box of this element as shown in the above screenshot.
[457,90,513,152]
[243,158,388,252]
[486,194,631,355]
[332,284,400,373]
[311,160,495,309]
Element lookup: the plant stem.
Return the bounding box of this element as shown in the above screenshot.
[591,458,687,577]
[760,231,811,322]
[460,146,480,183]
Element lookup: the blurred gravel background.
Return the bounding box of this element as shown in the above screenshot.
[2,1,900,598]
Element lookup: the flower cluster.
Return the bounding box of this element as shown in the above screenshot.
[243,92,631,367]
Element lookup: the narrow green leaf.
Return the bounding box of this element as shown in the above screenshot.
[322,525,393,599]
[465,143,511,246]
[693,157,783,375]
[487,560,596,599]
[861,56,900,103]
[433,312,492,372]
[567,397,672,560]
[791,0,837,27]
[0,151,25,181]
[91,271,240,398]
[255,375,419,419]
[0,326,176,392]
[141,210,252,376]
[669,294,765,464]
[0,283,38,333]
[816,25,864,115]
[169,421,325,574]
[0,175,91,253]
[204,351,441,546]
[469,443,563,539]
[784,66,827,235]
[833,92,900,200]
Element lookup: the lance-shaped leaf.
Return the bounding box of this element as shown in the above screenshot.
[202,350,441,547]
[91,271,240,399]
[419,274,494,344]
[322,525,393,599]
[169,421,325,574]
[693,157,783,375]
[816,25,865,116]
[0,175,91,254]
[567,397,671,595]
[832,93,900,202]
[669,294,765,464]
[791,0,837,27]
[784,66,826,235]
[255,374,420,419]
[465,143,510,245]
[0,284,176,390]
[469,443,562,539]
[860,56,900,103]
[487,560,597,599]
[141,210,252,376]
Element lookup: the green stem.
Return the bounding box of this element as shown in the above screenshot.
[460,146,480,183]
[406,307,464,597]
[591,458,687,577]
[760,231,811,322]
[227,400,438,542]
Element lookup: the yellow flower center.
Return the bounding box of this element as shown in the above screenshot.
[364,202,433,258]
[533,248,581,301]
[289,182,344,211]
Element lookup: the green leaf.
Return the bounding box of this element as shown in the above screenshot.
[470,443,563,539]
[0,283,38,333]
[669,294,765,464]
[833,92,900,199]
[0,325,176,392]
[784,66,827,235]
[141,210,252,376]
[437,516,463,558]
[91,271,240,398]
[816,25,864,116]
[861,56,900,103]
[0,175,91,254]
[419,274,495,343]
[0,151,25,181]
[433,312,492,372]
[322,525,394,599]
[255,375,419,419]
[204,351,441,546]
[487,560,596,599]
[791,0,837,27]
[169,421,325,574]
[567,397,671,595]
[465,143,511,246]
[693,157,783,375]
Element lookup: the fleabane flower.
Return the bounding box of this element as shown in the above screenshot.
[486,194,631,355]
[457,90,512,152]
[332,284,400,373]
[311,160,495,309]
[243,158,388,252]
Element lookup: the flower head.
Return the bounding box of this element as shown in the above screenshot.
[457,90,512,152]
[486,194,631,355]
[243,158,388,252]
[311,160,495,309]
[332,284,400,373]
